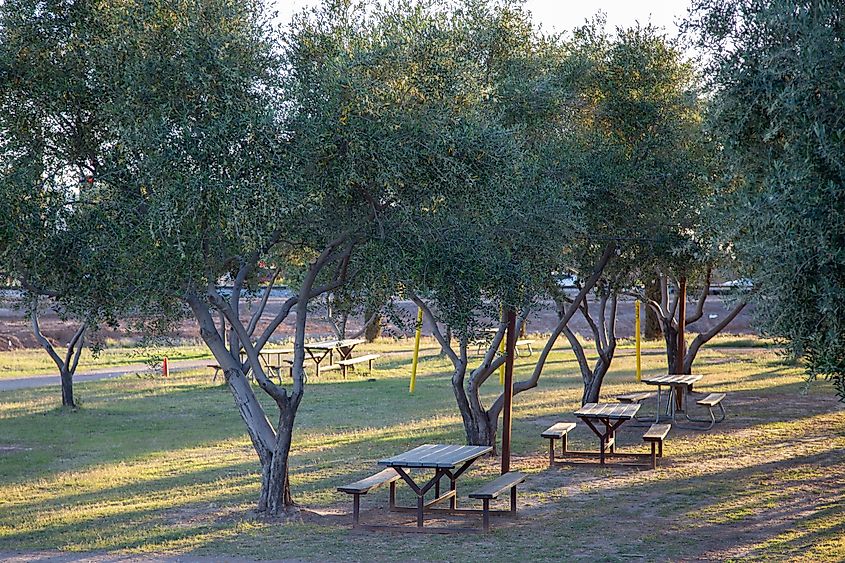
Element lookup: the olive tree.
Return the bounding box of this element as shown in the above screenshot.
[71,0,534,516]
[0,0,118,407]
[686,0,845,395]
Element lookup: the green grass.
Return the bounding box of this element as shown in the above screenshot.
[0,344,214,379]
[0,337,843,561]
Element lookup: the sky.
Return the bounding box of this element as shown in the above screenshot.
[271,0,694,37]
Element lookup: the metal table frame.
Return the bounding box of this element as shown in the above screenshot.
[376,444,500,532]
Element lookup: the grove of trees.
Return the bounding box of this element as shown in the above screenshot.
[1,0,842,517]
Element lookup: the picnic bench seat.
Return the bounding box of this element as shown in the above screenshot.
[336,353,380,378]
[642,423,671,469]
[616,391,656,403]
[515,339,535,357]
[541,422,576,467]
[468,471,526,532]
[337,468,400,527]
[694,392,727,430]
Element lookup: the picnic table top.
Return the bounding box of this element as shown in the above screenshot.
[305,338,366,350]
[257,348,293,355]
[641,374,703,386]
[574,402,641,420]
[378,444,492,469]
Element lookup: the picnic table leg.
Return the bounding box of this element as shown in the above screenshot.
[416,495,424,527]
[655,386,662,423]
[353,494,360,527]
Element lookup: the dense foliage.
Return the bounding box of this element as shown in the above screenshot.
[687,0,845,397]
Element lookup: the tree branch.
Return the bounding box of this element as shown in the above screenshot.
[684,296,750,373]
[487,242,616,420]
[410,294,459,367]
[685,267,712,325]
[31,305,64,370]
[246,267,281,338]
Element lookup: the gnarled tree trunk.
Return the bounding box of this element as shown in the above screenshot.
[29,299,86,408]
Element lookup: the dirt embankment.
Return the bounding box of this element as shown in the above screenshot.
[0,293,755,352]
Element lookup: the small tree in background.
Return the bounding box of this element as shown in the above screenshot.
[0,1,119,407]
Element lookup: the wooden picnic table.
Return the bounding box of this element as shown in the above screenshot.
[303,338,366,377]
[640,374,703,423]
[378,444,492,530]
[574,403,641,464]
[238,348,293,380]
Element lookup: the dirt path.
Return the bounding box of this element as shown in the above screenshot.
[0,359,211,392]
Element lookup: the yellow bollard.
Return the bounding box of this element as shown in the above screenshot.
[635,300,642,382]
[499,307,506,386]
[409,307,423,393]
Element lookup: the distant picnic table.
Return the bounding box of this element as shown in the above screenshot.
[234,338,369,379]
[303,338,366,377]
[574,402,641,464]
[640,373,703,423]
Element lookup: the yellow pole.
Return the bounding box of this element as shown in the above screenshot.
[499,306,506,386]
[409,307,423,393]
[635,300,642,382]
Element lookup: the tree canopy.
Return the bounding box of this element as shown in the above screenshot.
[686,0,845,396]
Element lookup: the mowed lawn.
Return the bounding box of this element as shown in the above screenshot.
[0,337,843,561]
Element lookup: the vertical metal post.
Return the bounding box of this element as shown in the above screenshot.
[675,276,687,410]
[676,277,687,374]
[635,300,641,382]
[501,307,516,475]
[409,307,423,393]
[499,305,506,386]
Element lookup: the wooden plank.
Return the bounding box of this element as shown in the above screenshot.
[575,402,640,419]
[643,423,671,440]
[541,422,576,438]
[337,468,399,494]
[468,472,526,499]
[697,392,726,406]
[337,338,366,347]
[337,353,381,366]
[617,391,656,403]
[379,444,492,469]
[642,374,703,385]
[414,444,466,466]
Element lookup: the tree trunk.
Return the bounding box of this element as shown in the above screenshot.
[450,363,498,448]
[645,279,663,339]
[363,306,381,342]
[582,374,602,404]
[663,321,678,374]
[464,413,497,448]
[60,369,74,407]
[258,409,296,516]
